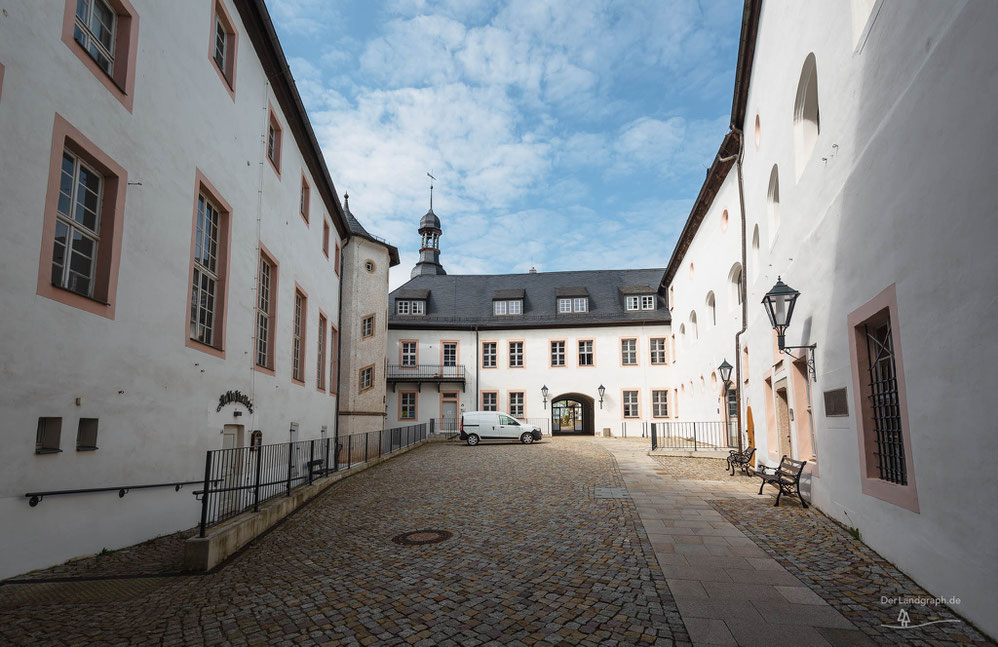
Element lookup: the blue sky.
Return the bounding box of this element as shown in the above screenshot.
[267,0,743,290]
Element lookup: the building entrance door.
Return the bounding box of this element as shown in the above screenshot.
[441,393,458,433]
[220,424,245,519]
[775,386,793,458]
[551,393,595,435]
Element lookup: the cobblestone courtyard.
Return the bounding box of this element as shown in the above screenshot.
[0,438,686,647]
[1,437,991,646]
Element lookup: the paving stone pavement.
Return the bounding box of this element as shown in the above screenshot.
[599,437,995,647]
[599,438,889,647]
[0,437,690,647]
[711,500,994,646]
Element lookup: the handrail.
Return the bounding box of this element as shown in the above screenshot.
[25,479,213,507]
[386,364,466,380]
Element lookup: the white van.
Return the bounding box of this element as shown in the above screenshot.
[459,411,542,445]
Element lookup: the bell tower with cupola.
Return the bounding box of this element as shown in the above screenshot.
[411,179,447,278]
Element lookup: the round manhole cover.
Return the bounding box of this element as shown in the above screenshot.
[392,529,453,546]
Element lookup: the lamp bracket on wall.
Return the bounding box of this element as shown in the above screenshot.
[780,343,817,382]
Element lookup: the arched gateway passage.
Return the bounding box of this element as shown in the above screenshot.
[551,393,595,435]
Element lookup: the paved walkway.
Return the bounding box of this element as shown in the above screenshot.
[600,438,866,647]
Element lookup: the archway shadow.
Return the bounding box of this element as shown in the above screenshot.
[551,393,595,435]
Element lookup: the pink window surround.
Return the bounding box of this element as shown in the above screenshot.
[651,389,669,419]
[480,390,499,411]
[37,113,127,319]
[847,283,918,513]
[334,242,340,276]
[252,242,279,376]
[316,309,328,392]
[398,391,418,421]
[328,325,339,396]
[291,283,308,385]
[209,0,238,100]
[621,388,641,419]
[299,173,310,225]
[61,0,139,112]
[266,103,282,178]
[322,219,330,257]
[507,390,526,419]
[185,169,232,358]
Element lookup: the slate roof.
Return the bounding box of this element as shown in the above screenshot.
[343,195,401,267]
[389,268,671,330]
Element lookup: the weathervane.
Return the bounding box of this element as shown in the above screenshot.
[427,172,435,210]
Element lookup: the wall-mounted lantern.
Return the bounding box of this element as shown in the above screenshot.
[597,384,606,409]
[762,276,817,381]
[541,384,549,410]
[718,360,733,388]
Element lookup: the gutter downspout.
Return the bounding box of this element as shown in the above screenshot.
[474,326,480,409]
[718,129,747,453]
[334,236,346,446]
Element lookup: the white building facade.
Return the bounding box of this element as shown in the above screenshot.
[666,0,998,636]
[387,211,675,438]
[0,0,388,579]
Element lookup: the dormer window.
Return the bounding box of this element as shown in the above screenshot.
[396,300,425,315]
[556,287,589,313]
[626,295,657,310]
[493,299,522,315]
[492,288,524,316]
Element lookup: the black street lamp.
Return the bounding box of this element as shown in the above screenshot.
[718,360,733,387]
[541,384,549,410]
[762,276,817,381]
[597,384,606,409]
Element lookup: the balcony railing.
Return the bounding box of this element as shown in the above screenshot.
[387,364,466,382]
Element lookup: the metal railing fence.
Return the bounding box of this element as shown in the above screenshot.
[648,420,739,451]
[195,423,426,536]
[386,364,466,380]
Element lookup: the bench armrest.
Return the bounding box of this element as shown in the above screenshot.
[756,464,777,476]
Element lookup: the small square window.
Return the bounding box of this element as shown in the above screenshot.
[558,298,572,313]
[509,300,522,314]
[77,418,99,450]
[641,295,655,310]
[626,296,639,311]
[494,300,507,315]
[573,298,587,312]
[36,417,63,454]
[362,315,375,338]
[360,366,374,391]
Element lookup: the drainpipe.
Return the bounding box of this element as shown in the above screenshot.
[718,129,747,453]
[474,325,480,409]
[334,236,346,446]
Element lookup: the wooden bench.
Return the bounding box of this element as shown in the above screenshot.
[727,446,756,475]
[306,459,324,481]
[756,455,808,507]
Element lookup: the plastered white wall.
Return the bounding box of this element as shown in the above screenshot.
[0,1,344,577]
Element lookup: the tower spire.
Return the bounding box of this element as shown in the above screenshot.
[427,172,435,211]
[411,178,446,279]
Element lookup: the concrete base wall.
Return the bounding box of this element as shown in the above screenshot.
[184,440,426,572]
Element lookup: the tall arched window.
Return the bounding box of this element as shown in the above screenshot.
[689,311,698,340]
[751,225,760,280]
[728,263,743,310]
[794,53,820,179]
[706,292,716,327]
[767,165,780,245]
